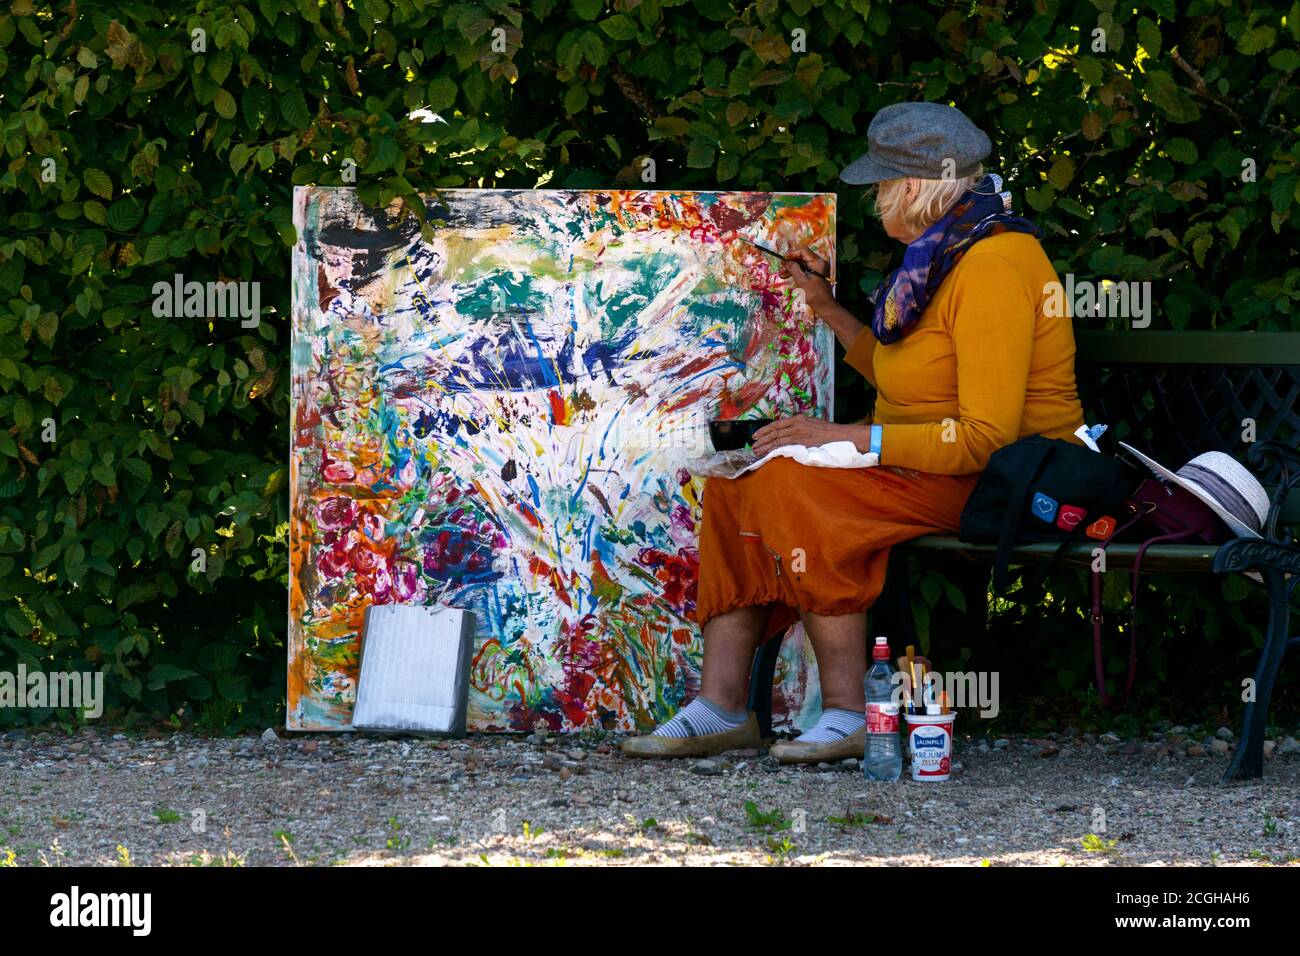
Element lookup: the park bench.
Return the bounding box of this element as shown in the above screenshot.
[748,331,1300,782]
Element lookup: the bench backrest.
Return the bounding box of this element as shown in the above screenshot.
[1074,331,1300,528]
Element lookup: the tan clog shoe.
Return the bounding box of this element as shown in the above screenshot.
[621,713,761,758]
[769,726,866,764]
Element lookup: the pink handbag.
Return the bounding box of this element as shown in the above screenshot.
[1129,478,1227,544]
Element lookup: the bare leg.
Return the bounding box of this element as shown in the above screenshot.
[800,611,868,711]
[698,604,772,712]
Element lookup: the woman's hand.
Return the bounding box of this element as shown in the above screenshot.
[750,416,867,457]
[779,248,835,314]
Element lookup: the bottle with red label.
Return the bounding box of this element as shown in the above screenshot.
[863,636,901,781]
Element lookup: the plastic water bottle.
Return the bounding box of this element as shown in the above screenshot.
[863,636,902,781]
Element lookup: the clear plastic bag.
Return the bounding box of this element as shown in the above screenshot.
[686,441,880,479]
[684,448,760,479]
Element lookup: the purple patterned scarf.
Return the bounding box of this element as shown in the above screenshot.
[869,174,1038,345]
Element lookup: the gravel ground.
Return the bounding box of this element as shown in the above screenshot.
[2,725,1298,867]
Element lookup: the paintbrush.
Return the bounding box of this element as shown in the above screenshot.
[896,657,914,707]
[896,655,930,673]
[905,645,918,715]
[734,236,832,280]
[896,654,930,706]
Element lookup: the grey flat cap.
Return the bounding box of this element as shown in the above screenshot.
[839,102,992,184]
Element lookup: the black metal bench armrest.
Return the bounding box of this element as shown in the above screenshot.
[1247,441,1300,543]
[1211,537,1300,577]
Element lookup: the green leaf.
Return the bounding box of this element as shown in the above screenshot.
[652,116,690,138]
[1268,174,1296,213]
[912,601,930,645]
[363,136,400,172]
[213,88,237,119]
[578,30,607,66]
[454,6,494,41]
[146,510,169,539]
[1136,17,1161,59]
[65,541,86,569]
[1047,157,1075,190]
[34,312,58,346]
[279,88,311,128]
[208,50,233,84]
[146,663,198,690]
[1076,55,1103,87]
[1164,137,1198,163]
[83,168,113,199]
[1236,25,1276,55]
[106,196,144,232]
[229,143,255,174]
[63,464,87,494]
[143,235,171,264]
[943,582,967,613]
[1268,49,1300,72]
[1191,233,1213,268]
[573,0,603,20]
[564,85,588,115]
[686,140,715,168]
[426,76,456,112]
[1024,185,1055,212]
[242,85,272,130]
[1143,70,1192,119]
[122,458,152,484]
[919,575,941,606]
[598,15,637,40]
[33,543,62,571]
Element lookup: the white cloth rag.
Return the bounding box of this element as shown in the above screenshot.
[726,439,879,479]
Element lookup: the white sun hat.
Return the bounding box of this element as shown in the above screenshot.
[1119,443,1270,540]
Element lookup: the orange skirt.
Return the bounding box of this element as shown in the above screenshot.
[694,459,979,637]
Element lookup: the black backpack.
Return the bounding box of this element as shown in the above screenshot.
[958,435,1133,594]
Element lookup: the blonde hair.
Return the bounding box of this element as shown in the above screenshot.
[873,168,983,234]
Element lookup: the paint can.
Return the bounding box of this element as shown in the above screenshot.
[904,711,956,782]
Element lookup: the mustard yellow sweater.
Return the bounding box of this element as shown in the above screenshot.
[844,231,1085,475]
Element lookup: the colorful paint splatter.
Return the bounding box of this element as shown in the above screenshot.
[289,188,836,732]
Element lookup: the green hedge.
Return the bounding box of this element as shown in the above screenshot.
[1,0,1297,730]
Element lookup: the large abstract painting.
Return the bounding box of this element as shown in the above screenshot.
[289,188,836,732]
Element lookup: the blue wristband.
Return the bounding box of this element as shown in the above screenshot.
[869,424,883,457]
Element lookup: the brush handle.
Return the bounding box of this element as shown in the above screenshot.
[739,238,832,281]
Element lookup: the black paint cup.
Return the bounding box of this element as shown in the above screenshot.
[709,418,775,452]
